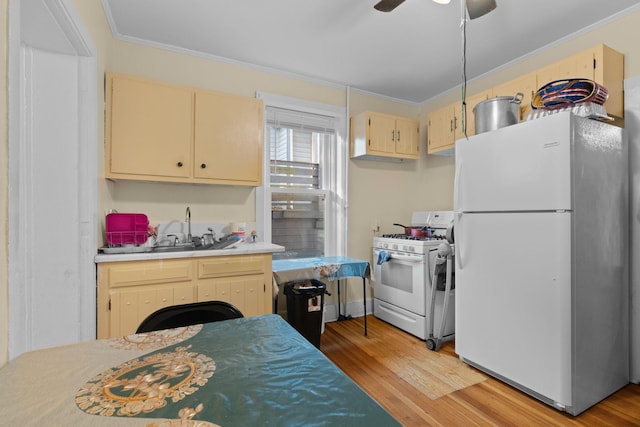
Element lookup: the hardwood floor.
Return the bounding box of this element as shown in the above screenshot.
[321,316,640,426]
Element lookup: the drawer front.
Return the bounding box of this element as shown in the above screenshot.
[198,255,265,279]
[108,259,194,288]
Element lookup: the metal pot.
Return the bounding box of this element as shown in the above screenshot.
[473,93,524,134]
[393,223,426,238]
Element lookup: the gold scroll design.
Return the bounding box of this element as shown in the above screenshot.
[75,345,215,418]
[147,404,219,427]
[107,324,204,351]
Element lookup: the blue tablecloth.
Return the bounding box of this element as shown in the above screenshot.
[272,256,370,284]
[0,315,399,426]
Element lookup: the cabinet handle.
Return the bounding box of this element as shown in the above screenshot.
[397,130,401,141]
[454,116,457,130]
[200,163,207,169]
[177,162,183,167]
[391,130,395,141]
[450,119,453,132]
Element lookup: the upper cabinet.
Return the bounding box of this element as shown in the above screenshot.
[534,44,623,119]
[351,111,420,160]
[107,74,194,179]
[105,72,263,186]
[427,90,491,154]
[427,44,624,155]
[193,91,263,184]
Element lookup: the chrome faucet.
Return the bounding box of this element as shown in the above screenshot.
[185,206,191,243]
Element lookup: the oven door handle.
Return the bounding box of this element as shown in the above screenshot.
[386,253,424,263]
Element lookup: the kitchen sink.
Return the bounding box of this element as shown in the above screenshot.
[151,234,242,253]
[100,234,242,255]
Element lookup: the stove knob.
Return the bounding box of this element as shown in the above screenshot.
[407,246,414,252]
[382,243,388,249]
[392,244,398,250]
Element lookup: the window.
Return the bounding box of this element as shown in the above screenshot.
[256,92,347,260]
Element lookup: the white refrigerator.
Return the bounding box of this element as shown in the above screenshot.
[454,112,629,415]
[624,75,640,384]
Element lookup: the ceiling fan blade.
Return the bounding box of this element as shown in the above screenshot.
[466,0,497,19]
[374,0,406,12]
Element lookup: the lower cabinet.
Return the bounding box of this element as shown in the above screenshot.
[196,255,270,317]
[97,254,273,338]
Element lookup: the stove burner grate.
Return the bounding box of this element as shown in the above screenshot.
[381,233,447,241]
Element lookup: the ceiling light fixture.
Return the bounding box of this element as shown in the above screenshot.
[465,0,497,20]
[432,0,451,4]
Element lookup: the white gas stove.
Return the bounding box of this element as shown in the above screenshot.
[373,211,454,255]
[372,211,455,341]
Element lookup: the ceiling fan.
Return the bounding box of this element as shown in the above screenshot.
[374,0,497,19]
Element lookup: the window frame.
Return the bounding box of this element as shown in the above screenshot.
[256,91,348,258]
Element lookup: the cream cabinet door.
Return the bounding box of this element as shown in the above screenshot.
[197,276,263,317]
[394,117,419,157]
[109,285,194,337]
[197,281,217,302]
[368,113,397,154]
[427,104,455,153]
[194,91,263,185]
[110,289,152,337]
[107,73,193,179]
[229,276,262,317]
[571,49,596,80]
[110,285,195,337]
[455,90,491,140]
[536,50,594,89]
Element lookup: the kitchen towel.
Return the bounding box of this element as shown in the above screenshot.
[377,251,391,265]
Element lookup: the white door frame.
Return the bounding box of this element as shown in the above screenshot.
[8,0,98,358]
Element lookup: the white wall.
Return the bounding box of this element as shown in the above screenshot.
[15,47,84,350]
[0,0,9,366]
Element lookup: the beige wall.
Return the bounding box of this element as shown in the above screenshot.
[101,38,352,229]
[1,0,8,366]
[72,0,115,243]
[420,8,640,113]
[81,2,640,302]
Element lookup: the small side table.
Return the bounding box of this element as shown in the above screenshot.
[272,256,370,336]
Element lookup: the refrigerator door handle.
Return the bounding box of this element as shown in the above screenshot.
[454,160,462,211]
[454,211,463,270]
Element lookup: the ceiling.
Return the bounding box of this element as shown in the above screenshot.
[101,0,640,104]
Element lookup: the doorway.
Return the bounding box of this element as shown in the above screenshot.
[8,0,98,358]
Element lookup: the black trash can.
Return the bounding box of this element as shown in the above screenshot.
[283,279,329,349]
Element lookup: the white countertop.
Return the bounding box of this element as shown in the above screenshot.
[94,242,285,263]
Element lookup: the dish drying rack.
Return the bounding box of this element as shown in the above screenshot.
[102,213,150,253]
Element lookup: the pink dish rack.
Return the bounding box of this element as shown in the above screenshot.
[105,213,149,246]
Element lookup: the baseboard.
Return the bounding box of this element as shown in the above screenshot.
[324,299,373,322]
